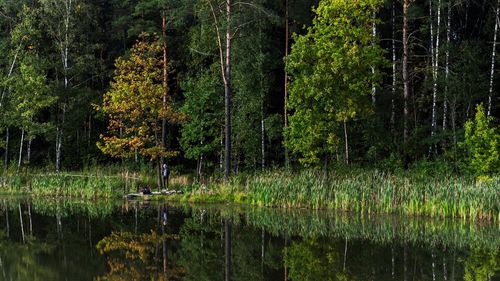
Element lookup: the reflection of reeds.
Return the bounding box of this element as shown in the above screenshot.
[0,169,147,198]
[0,197,119,219]
[229,170,499,222]
[183,204,500,252]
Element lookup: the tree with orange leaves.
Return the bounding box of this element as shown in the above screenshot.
[97,33,181,185]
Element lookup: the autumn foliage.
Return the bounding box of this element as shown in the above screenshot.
[96,33,181,161]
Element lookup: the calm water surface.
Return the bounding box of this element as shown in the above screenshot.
[0,197,498,281]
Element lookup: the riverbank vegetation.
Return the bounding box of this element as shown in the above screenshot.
[0,0,499,218]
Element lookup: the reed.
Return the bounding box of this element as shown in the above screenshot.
[180,169,499,222]
[0,165,151,198]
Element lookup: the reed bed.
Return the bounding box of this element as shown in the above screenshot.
[0,169,146,198]
[226,170,499,222]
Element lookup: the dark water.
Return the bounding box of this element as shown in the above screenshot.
[0,197,498,281]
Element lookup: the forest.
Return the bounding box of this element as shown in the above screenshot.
[0,0,499,196]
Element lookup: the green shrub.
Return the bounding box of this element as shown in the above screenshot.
[463,104,500,177]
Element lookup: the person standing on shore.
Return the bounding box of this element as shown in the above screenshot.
[162,164,170,190]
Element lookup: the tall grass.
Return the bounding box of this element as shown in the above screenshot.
[0,165,157,198]
[207,169,500,221]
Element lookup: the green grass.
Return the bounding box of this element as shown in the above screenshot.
[0,165,155,199]
[176,169,499,222]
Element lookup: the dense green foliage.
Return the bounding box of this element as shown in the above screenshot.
[0,0,498,219]
[0,0,498,173]
[464,104,500,176]
[286,0,386,165]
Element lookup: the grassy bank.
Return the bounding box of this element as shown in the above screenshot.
[169,169,499,222]
[0,166,498,222]
[0,165,155,198]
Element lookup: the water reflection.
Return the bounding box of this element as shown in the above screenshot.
[0,197,497,280]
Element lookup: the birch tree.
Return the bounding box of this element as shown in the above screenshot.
[488,0,500,116]
[430,0,442,154]
[40,0,77,172]
[403,0,410,144]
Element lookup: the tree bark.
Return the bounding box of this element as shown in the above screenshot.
[17,129,24,171]
[284,0,289,168]
[4,128,9,170]
[209,0,233,181]
[403,0,410,145]
[391,1,397,131]
[430,0,442,154]
[343,119,349,165]
[488,0,500,116]
[371,14,377,105]
[28,202,32,235]
[56,0,73,173]
[224,0,232,182]
[443,0,451,130]
[27,138,32,165]
[161,10,169,190]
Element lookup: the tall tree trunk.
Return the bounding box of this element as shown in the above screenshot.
[224,0,232,182]
[403,0,410,145]
[343,119,349,165]
[343,237,348,271]
[17,129,24,171]
[56,0,73,173]
[261,116,265,171]
[0,47,19,108]
[210,0,233,181]
[430,0,442,155]
[443,0,451,130]
[27,138,32,165]
[161,11,168,190]
[28,202,32,235]
[488,0,500,116]
[4,128,9,170]
[284,0,289,168]
[391,1,397,131]
[371,14,377,105]
[88,114,91,148]
[224,218,232,281]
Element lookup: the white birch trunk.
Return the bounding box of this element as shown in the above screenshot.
[261,118,265,171]
[443,0,451,130]
[56,0,73,172]
[284,0,289,167]
[488,0,500,116]
[433,0,442,131]
[430,0,441,154]
[371,17,377,105]
[4,128,9,168]
[27,138,32,164]
[391,1,396,130]
[0,48,19,108]
[343,119,349,165]
[403,0,410,144]
[17,129,24,171]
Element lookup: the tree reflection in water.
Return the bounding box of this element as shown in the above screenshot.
[0,198,498,280]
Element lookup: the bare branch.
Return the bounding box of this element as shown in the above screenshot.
[232,1,273,18]
[207,0,227,85]
[231,20,257,39]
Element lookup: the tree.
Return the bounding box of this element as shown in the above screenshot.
[180,66,224,180]
[97,33,180,187]
[285,0,386,166]
[463,104,500,177]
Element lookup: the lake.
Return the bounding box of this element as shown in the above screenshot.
[0,197,498,280]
